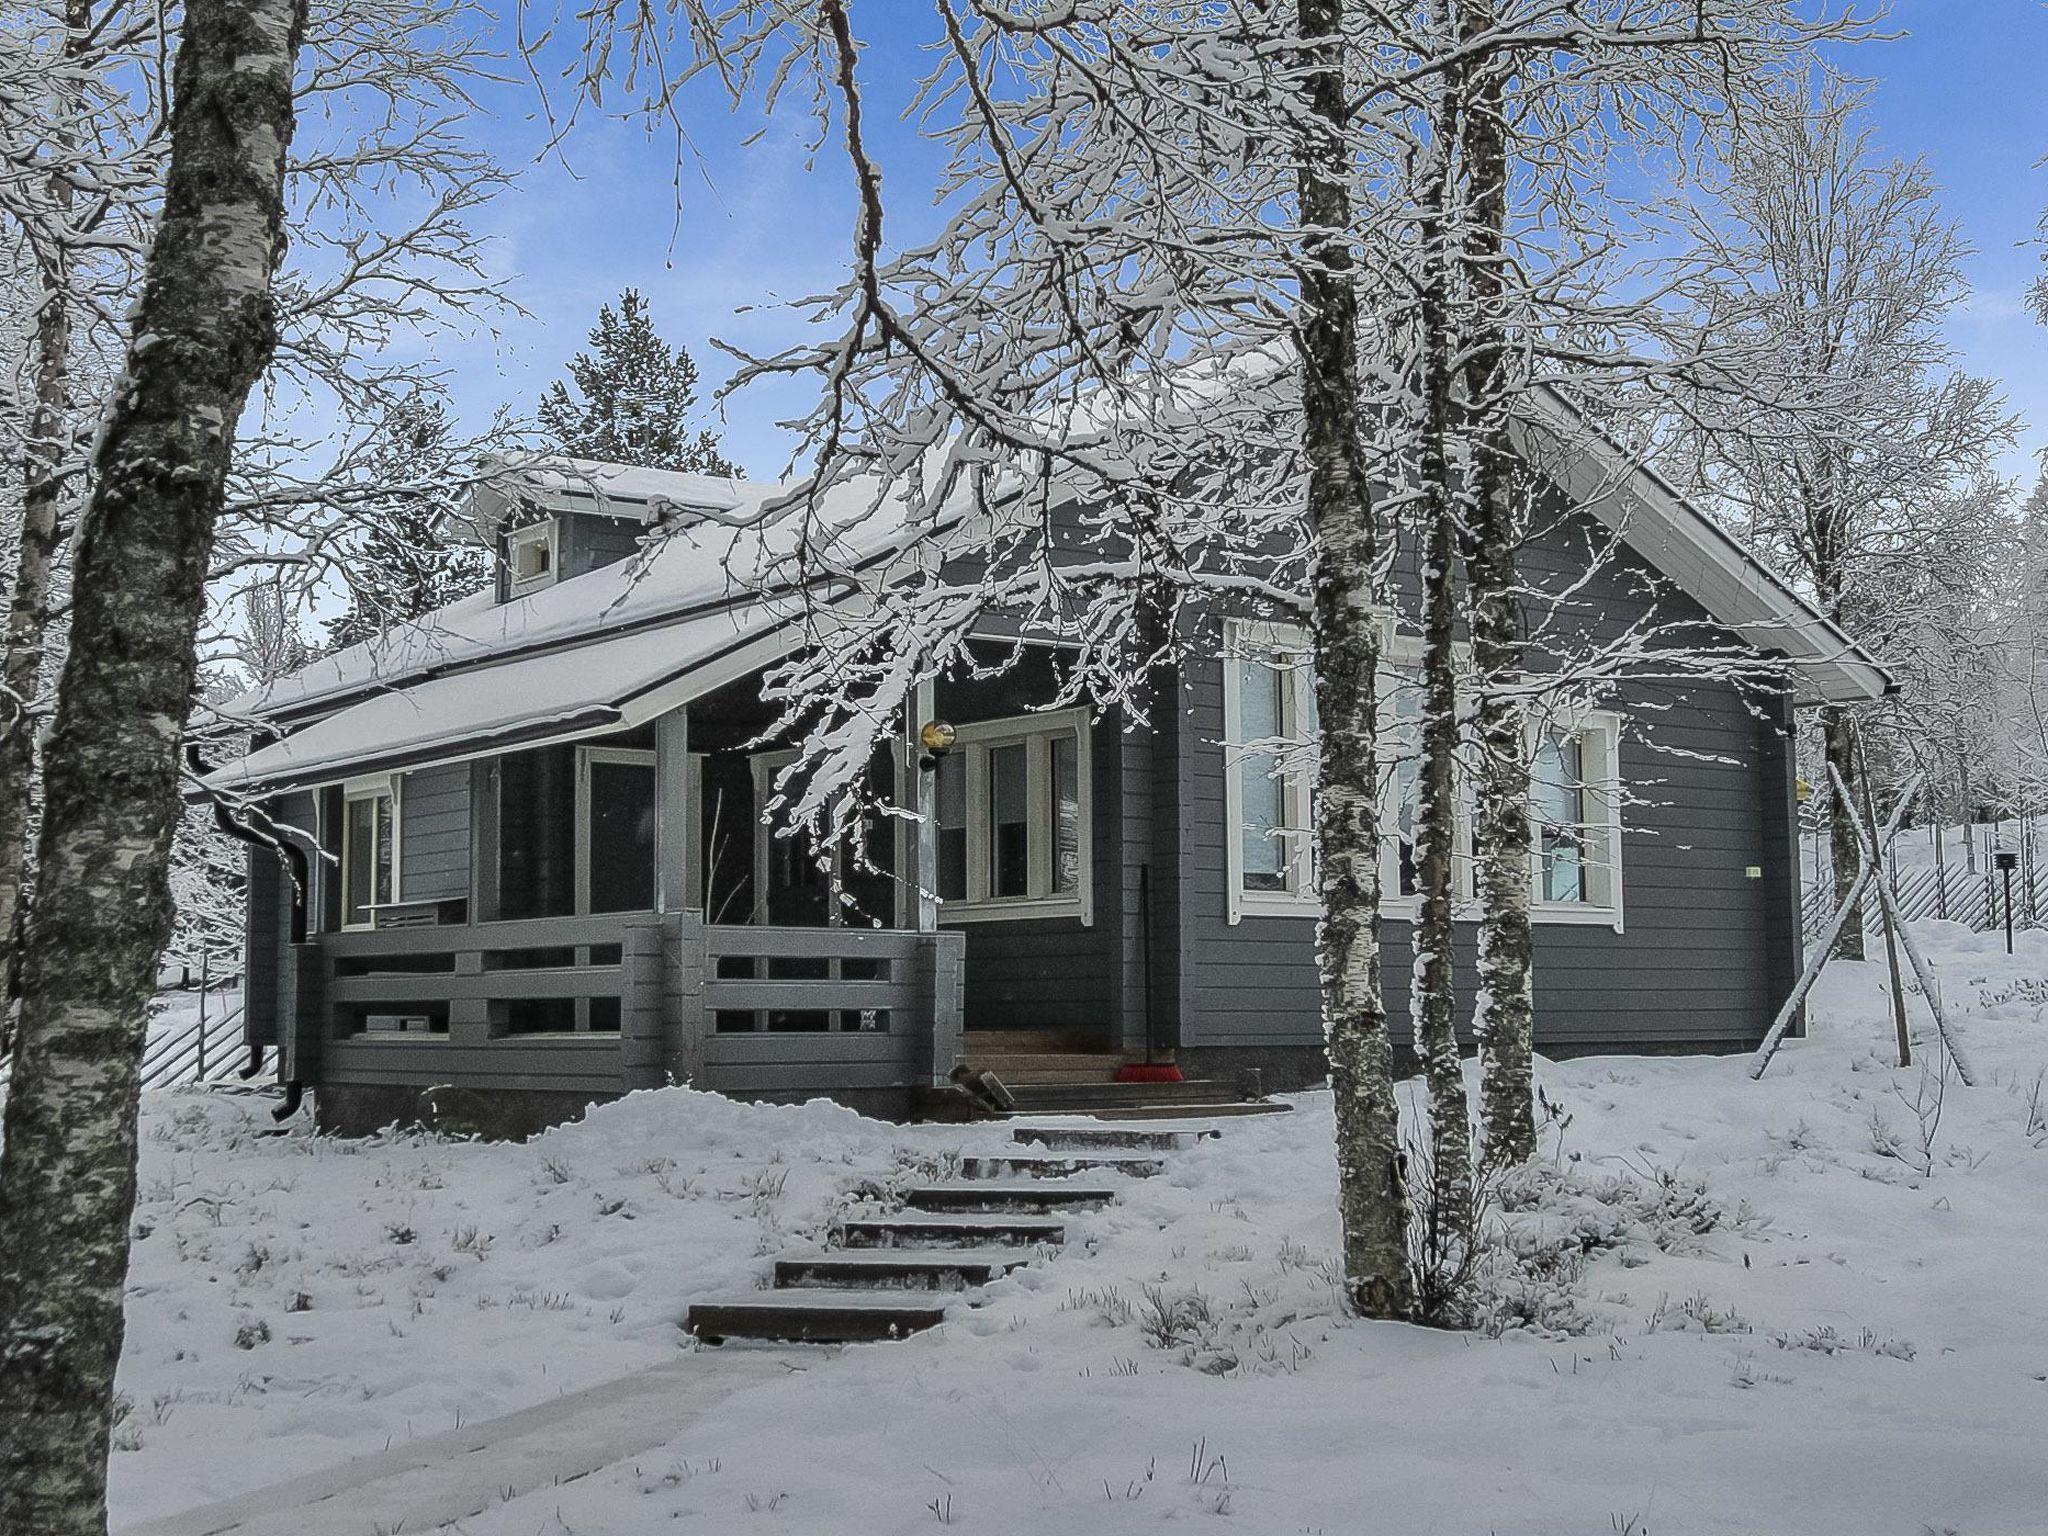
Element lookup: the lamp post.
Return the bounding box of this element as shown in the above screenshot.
[1995,849,2019,954]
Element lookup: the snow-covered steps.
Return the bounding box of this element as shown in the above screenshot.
[1012,1124,1221,1152]
[957,1151,1164,1179]
[836,1213,1068,1249]
[686,1290,953,1345]
[688,1128,1187,1346]
[903,1180,1118,1214]
[773,1248,1035,1291]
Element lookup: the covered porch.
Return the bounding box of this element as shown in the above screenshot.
[225,598,1165,1126]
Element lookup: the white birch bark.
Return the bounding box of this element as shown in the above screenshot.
[0,5,308,1531]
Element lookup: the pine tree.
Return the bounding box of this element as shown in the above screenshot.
[538,289,739,474]
[324,391,489,650]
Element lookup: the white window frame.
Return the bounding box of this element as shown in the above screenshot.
[339,774,400,931]
[1527,709,1625,932]
[574,745,658,916]
[1376,630,1477,921]
[925,708,1094,926]
[506,519,558,599]
[1223,619,1319,923]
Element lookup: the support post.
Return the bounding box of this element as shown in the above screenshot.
[665,913,709,1088]
[654,707,693,918]
[918,930,964,1086]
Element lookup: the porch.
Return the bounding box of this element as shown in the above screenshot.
[242,636,1165,1123]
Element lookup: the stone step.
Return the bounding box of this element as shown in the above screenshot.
[903,1181,1117,1214]
[837,1213,1068,1249]
[965,1062,1130,1086]
[1004,1079,1240,1111]
[686,1290,952,1345]
[773,1248,1034,1290]
[958,1151,1164,1179]
[1007,1100,1294,1123]
[1011,1124,1222,1151]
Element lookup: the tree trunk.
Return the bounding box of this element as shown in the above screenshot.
[1296,0,1413,1320]
[0,4,307,1532]
[1450,0,1537,1167]
[1820,704,1864,959]
[1411,495,1475,1240]
[0,0,92,1044]
[1408,64,1473,1245]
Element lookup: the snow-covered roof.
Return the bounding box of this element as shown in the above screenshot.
[207,406,1887,795]
[203,466,918,793]
[462,453,764,535]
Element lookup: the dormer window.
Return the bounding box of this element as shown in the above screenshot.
[506,520,558,598]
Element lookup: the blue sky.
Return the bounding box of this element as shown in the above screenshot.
[431,3,2048,485]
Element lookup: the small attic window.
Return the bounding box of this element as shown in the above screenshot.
[507,520,557,597]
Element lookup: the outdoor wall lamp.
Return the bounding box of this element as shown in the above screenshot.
[918,720,957,770]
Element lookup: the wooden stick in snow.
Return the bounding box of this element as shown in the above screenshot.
[1837,765,1978,1087]
[1750,772,1923,1080]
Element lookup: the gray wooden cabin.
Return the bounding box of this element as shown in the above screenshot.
[213,435,1888,1135]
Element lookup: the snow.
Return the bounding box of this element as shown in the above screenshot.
[111,922,2048,1534]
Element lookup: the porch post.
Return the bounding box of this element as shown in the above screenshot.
[654,707,692,917]
[906,677,939,934]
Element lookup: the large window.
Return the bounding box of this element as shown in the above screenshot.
[341,778,398,930]
[1223,621,1317,920]
[928,709,1091,922]
[495,742,657,920]
[1221,620,1622,929]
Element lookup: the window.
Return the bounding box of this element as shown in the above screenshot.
[750,747,903,930]
[925,709,1092,922]
[506,520,557,598]
[1375,642,1478,914]
[1382,672,1425,901]
[341,778,398,929]
[1223,621,1317,921]
[1530,713,1623,922]
[578,747,657,915]
[494,742,657,920]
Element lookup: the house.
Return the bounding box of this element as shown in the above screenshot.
[206,412,1890,1136]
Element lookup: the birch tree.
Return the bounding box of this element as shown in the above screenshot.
[0,8,312,1530]
[0,0,506,1014]
[571,0,1425,1315]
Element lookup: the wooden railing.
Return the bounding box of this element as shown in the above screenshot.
[679,922,965,1096]
[291,913,668,1095]
[283,912,965,1103]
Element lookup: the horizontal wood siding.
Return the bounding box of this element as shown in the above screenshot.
[244,791,316,1052]
[400,762,471,904]
[701,1031,921,1095]
[321,1036,625,1095]
[1173,508,1796,1055]
[560,515,644,581]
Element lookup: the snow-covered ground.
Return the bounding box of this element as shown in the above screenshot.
[111,922,2048,1535]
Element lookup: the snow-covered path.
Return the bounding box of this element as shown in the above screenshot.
[117,1349,794,1536]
